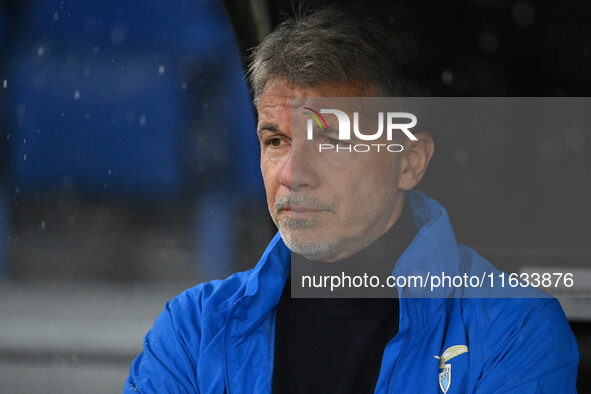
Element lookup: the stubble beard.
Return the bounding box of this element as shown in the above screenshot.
[272,212,341,258]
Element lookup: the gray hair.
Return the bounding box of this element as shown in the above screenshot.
[247,7,420,106]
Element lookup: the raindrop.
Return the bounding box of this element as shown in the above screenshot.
[41,221,46,230]
[110,24,128,45]
[74,90,80,100]
[479,32,498,54]
[139,115,147,127]
[23,154,27,161]
[158,65,165,75]
[108,169,112,175]
[53,12,59,21]
[16,105,26,123]
[93,46,99,54]
[441,70,453,86]
[37,46,45,57]
[181,82,188,90]
[512,2,534,28]
[2,79,7,88]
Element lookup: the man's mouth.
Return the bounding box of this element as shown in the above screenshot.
[281,205,329,219]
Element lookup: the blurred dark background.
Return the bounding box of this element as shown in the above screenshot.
[0,0,589,392]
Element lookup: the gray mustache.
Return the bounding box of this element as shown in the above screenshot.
[275,194,335,212]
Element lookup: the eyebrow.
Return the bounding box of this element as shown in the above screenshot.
[324,126,338,136]
[256,122,339,139]
[257,123,280,137]
[309,125,338,138]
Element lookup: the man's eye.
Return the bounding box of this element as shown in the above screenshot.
[327,137,350,147]
[266,137,283,147]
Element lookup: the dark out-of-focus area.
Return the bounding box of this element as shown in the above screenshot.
[0,0,589,392]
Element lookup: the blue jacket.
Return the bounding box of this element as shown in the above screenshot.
[124,190,579,393]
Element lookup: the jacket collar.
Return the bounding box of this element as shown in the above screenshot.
[234,190,461,333]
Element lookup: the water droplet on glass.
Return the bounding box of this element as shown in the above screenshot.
[479,32,499,54]
[110,24,128,45]
[441,70,453,86]
[512,2,534,28]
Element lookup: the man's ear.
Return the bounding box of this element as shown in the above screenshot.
[398,132,435,190]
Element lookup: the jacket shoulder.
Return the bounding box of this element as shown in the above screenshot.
[167,269,254,335]
[124,269,255,392]
[457,246,579,391]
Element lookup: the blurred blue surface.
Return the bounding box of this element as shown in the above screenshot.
[1,0,264,278]
[7,0,260,199]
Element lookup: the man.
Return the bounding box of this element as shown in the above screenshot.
[124,8,579,393]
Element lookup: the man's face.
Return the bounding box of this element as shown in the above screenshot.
[257,78,406,262]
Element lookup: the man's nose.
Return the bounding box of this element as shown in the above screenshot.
[279,148,320,191]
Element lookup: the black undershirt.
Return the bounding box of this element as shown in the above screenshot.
[272,203,416,394]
